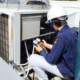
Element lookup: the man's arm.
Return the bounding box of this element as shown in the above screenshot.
[42,40,53,50]
[34,37,64,64]
[41,37,64,64]
[44,43,53,50]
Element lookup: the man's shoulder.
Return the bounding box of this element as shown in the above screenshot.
[62,27,77,36]
[57,27,78,41]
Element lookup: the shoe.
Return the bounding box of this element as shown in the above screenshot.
[51,76,62,80]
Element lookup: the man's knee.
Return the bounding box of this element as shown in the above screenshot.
[29,54,45,68]
[29,54,37,66]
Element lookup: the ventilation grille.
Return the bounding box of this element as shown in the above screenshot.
[0,14,9,63]
[0,0,5,3]
[0,0,50,10]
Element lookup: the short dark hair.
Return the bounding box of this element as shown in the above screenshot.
[52,18,67,27]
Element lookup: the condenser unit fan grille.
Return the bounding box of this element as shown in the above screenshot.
[0,14,9,63]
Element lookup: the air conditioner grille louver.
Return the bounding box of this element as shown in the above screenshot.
[0,14,9,63]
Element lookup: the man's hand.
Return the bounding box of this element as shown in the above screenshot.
[34,45,43,53]
[42,39,48,46]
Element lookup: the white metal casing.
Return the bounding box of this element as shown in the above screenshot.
[22,15,41,40]
[0,9,48,64]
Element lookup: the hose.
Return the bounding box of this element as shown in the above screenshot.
[19,66,26,76]
[24,41,29,59]
[17,41,34,79]
[32,45,34,54]
[17,62,28,66]
[43,47,48,53]
[20,41,30,79]
[16,42,29,66]
[21,64,30,79]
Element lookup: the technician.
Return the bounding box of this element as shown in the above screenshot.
[29,5,78,80]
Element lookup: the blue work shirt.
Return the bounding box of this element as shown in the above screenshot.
[41,25,78,78]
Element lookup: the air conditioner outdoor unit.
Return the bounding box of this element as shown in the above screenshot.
[0,9,55,63]
[0,0,56,79]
